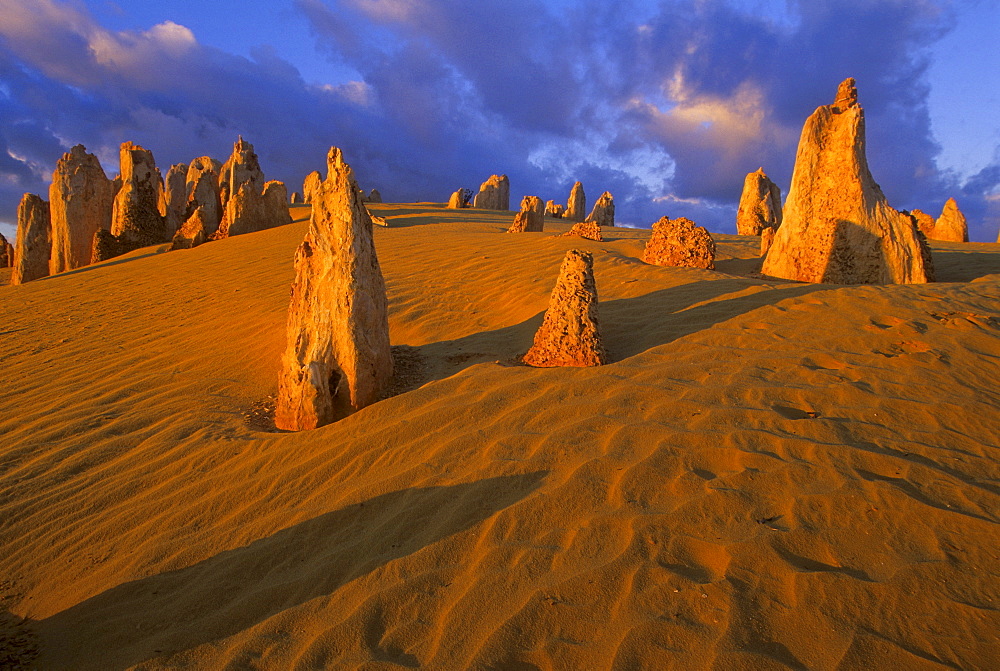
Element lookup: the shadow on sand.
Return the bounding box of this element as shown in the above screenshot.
[34,472,546,670]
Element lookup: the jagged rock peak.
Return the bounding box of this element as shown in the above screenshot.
[275,147,392,431]
[835,77,858,110]
[48,144,114,273]
[523,249,607,368]
[566,181,586,222]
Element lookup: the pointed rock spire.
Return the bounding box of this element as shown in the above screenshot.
[48,145,114,273]
[523,250,607,367]
[275,147,392,431]
[586,191,614,226]
[736,168,782,235]
[565,181,586,222]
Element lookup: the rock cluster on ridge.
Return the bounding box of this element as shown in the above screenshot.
[736,168,782,235]
[545,200,564,218]
[218,136,263,210]
[507,196,545,233]
[48,145,115,274]
[214,140,292,239]
[562,220,603,241]
[110,142,167,251]
[760,78,933,284]
[473,174,510,210]
[12,194,51,284]
[565,181,586,222]
[586,191,615,227]
[523,249,607,367]
[447,188,471,209]
[642,217,716,270]
[275,147,392,431]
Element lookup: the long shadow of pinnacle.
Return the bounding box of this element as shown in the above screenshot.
[35,472,547,670]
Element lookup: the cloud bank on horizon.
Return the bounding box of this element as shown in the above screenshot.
[0,0,998,241]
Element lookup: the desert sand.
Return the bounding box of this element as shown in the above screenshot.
[1,203,999,669]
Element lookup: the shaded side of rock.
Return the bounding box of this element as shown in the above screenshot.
[909,209,936,238]
[473,174,510,210]
[214,181,264,239]
[0,232,10,268]
[291,191,303,204]
[565,181,586,222]
[368,189,382,203]
[586,191,614,226]
[761,227,776,256]
[161,163,188,238]
[934,198,968,242]
[262,180,293,229]
[641,217,716,270]
[48,144,114,273]
[111,142,167,250]
[736,168,782,235]
[523,249,607,367]
[170,206,208,250]
[275,148,392,431]
[761,78,932,284]
[12,194,51,284]
[91,229,124,263]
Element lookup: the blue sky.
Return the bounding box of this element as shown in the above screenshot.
[1,0,998,241]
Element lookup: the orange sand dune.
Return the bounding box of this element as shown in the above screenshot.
[1,203,999,670]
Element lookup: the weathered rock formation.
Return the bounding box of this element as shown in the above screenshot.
[586,191,614,226]
[908,208,936,237]
[275,147,392,431]
[48,145,114,274]
[368,189,382,203]
[303,171,322,204]
[11,194,51,284]
[111,142,167,251]
[170,206,209,250]
[161,163,188,237]
[736,168,782,235]
[263,180,293,228]
[473,174,510,210]
[562,221,603,241]
[761,226,776,256]
[565,181,586,222]
[92,229,123,263]
[447,188,471,209]
[218,136,264,209]
[184,157,222,235]
[932,198,968,242]
[760,78,933,284]
[507,196,545,233]
[523,250,607,367]
[642,217,716,270]
[215,182,263,239]
[291,191,303,204]
[545,200,564,218]
[0,233,10,268]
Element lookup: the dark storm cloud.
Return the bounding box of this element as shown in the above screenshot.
[0,0,995,240]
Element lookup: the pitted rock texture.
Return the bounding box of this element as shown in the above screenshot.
[48,145,114,273]
[760,78,932,284]
[586,192,614,227]
[545,200,564,218]
[523,249,607,368]
[642,217,716,270]
[473,174,510,210]
[562,221,603,241]
[111,142,167,250]
[565,181,586,222]
[507,196,544,233]
[736,168,782,235]
[275,147,392,431]
[11,194,51,284]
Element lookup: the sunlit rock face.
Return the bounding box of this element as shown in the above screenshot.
[473,174,510,210]
[447,188,470,209]
[586,191,614,227]
[761,78,933,285]
[545,200,564,218]
[161,163,188,238]
[736,168,782,236]
[48,145,114,273]
[303,171,322,205]
[931,198,968,243]
[523,249,607,368]
[111,142,167,250]
[565,181,586,222]
[642,217,716,270]
[186,157,222,236]
[12,194,51,284]
[218,136,264,210]
[275,147,392,431]
[562,220,603,241]
[507,196,545,233]
[170,206,209,250]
